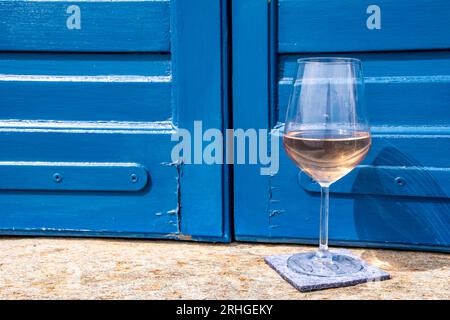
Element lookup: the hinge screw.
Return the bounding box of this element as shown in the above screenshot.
[53,173,62,183]
[395,176,405,186]
[130,174,138,183]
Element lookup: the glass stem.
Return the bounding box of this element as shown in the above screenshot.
[318,185,330,256]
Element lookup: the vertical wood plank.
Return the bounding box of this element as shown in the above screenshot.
[232,0,272,238]
[171,0,230,241]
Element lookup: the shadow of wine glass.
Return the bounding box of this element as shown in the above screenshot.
[351,146,450,259]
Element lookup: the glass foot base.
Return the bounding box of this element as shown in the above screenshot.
[287,251,364,277]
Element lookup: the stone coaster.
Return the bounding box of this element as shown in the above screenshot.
[265,250,390,292]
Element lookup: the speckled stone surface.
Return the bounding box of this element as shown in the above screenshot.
[265,250,390,292]
[0,238,448,299]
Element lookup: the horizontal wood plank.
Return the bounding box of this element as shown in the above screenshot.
[278,51,450,127]
[279,0,450,52]
[0,0,170,52]
[0,161,149,192]
[0,53,172,122]
[0,128,180,234]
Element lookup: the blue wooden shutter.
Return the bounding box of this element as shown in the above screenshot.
[233,0,450,251]
[0,0,230,241]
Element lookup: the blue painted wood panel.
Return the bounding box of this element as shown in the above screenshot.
[233,0,450,251]
[0,0,170,52]
[0,0,230,242]
[268,131,450,241]
[0,161,149,192]
[279,0,450,52]
[171,0,230,240]
[299,166,450,199]
[0,126,181,235]
[235,131,450,251]
[232,0,272,238]
[278,52,450,127]
[0,53,172,122]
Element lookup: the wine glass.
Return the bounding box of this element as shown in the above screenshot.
[283,57,371,277]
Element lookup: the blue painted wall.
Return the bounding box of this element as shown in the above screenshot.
[0,0,231,242]
[233,0,450,251]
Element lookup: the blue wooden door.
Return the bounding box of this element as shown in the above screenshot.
[233,0,450,251]
[0,0,230,241]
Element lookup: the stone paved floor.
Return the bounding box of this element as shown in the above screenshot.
[0,238,448,299]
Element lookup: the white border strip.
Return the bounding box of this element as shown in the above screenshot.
[0,120,176,134]
[280,75,450,85]
[0,74,171,83]
[0,119,173,129]
[0,161,142,167]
